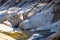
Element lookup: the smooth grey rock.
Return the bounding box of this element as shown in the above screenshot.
[28,33,43,40]
[0,10,8,23]
[36,21,60,31]
[19,5,54,29]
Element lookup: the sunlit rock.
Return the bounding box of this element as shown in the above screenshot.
[3,20,13,27]
[0,33,16,40]
[36,3,47,8]
[0,24,13,32]
[17,6,32,20]
[7,7,21,14]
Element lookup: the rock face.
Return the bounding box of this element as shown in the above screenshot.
[52,3,60,23]
[7,13,21,28]
[19,4,54,29]
[36,21,60,31]
[0,0,7,5]
[7,7,21,14]
[0,10,8,23]
[17,1,39,20]
[54,0,60,3]
[6,7,22,28]
[46,33,60,40]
